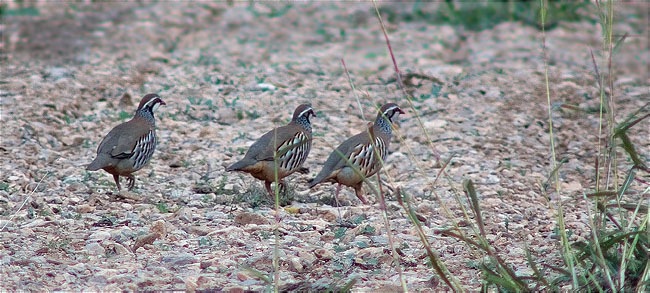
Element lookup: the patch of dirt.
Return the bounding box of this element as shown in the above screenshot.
[1,2,648,291]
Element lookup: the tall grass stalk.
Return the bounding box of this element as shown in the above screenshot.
[273,131,281,292]
[371,0,465,290]
[0,172,50,232]
[372,0,441,164]
[539,0,579,288]
[339,59,408,291]
[341,58,367,121]
[370,0,461,236]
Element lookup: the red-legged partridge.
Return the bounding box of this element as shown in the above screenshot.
[308,103,404,204]
[226,104,316,196]
[87,93,166,191]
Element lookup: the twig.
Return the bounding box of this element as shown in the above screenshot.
[1,172,50,232]
[341,58,366,121]
[384,72,444,86]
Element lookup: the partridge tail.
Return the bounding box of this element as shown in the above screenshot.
[307,172,326,189]
[86,158,105,171]
[225,159,254,172]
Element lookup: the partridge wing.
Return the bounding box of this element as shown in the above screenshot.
[97,121,152,159]
[247,125,305,162]
[310,128,373,186]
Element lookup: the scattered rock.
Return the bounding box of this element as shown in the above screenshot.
[199,260,213,270]
[185,225,212,236]
[317,209,337,222]
[234,212,270,226]
[132,232,161,252]
[161,253,198,267]
[314,249,333,260]
[85,242,106,256]
[106,241,132,256]
[150,220,167,237]
[118,93,133,108]
[175,207,193,222]
[423,119,448,130]
[44,67,73,80]
[288,257,303,272]
[89,230,111,242]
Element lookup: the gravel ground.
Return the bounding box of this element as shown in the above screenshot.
[1,2,648,291]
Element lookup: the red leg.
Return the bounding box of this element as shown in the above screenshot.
[354,184,368,204]
[126,174,136,191]
[112,174,122,191]
[376,172,386,210]
[278,179,287,195]
[333,183,343,207]
[264,181,274,197]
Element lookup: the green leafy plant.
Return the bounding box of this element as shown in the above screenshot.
[0,4,40,17]
[155,202,169,213]
[118,110,131,121]
[377,1,592,32]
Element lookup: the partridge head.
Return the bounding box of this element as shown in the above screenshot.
[226,104,316,196]
[87,93,166,191]
[308,103,404,204]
